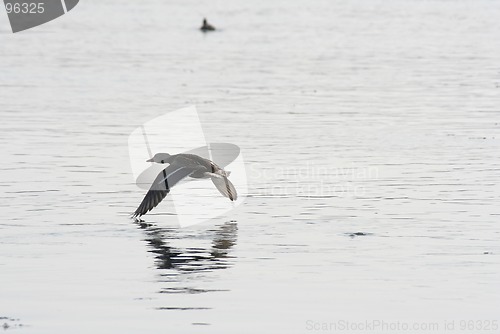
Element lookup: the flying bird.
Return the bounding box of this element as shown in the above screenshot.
[133,153,237,218]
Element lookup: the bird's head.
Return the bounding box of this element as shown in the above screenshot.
[146,153,171,164]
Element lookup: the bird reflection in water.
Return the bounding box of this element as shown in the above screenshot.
[137,221,238,272]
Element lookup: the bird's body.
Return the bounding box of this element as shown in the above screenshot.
[133,153,237,218]
[200,18,215,32]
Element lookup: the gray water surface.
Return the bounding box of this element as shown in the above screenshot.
[1,0,499,333]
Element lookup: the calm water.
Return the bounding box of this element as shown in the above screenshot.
[1,0,500,333]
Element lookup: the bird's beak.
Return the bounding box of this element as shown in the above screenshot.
[146,158,154,162]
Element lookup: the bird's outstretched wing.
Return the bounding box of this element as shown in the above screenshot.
[183,143,240,168]
[207,172,238,201]
[133,164,198,218]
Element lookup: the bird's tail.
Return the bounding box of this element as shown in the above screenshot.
[207,173,238,201]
